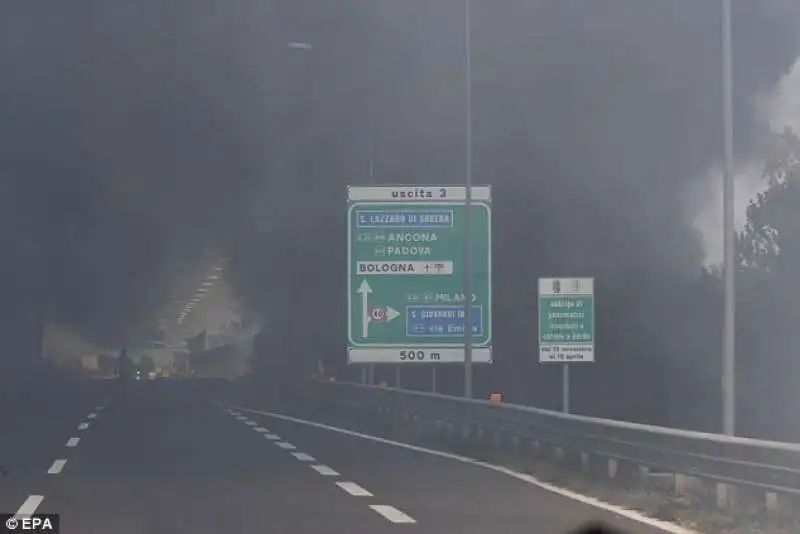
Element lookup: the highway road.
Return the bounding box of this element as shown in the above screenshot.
[0,379,694,534]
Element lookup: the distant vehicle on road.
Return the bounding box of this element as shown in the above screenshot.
[115,349,136,380]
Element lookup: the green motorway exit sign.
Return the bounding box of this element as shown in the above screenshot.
[538,277,595,363]
[347,186,492,364]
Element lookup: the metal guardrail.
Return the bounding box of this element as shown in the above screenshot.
[315,380,800,498]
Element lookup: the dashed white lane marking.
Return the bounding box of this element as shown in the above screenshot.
[66,437,80,447]
[218,401,697,534]
[78,422,90,430]
[337,481,373,497]
[96,405,105,411]
[15,495,44,518]
[87,413,97,419]
[47,459,67,475]
[219,406,393,520]
[370,505,416,524]
[310,464,339,476]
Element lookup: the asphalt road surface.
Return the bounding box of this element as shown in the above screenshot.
[0,379,693,534]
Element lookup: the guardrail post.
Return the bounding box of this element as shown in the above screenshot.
[765,492,778,515]
[674,474,702,496]
[763,491,796,517]
[637,465,649,485]
[427,416,437,434]
[715,482,737,510]
[607,459,618,480]
[580,452,590,471]
[492,430,502,449]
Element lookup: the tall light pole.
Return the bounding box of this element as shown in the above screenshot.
[463,0,474,398]
[283,41,313,183]
[367,104,377,386]
[721,0,736,435]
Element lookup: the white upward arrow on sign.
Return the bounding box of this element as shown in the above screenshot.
[357,280,400,338]
[356,279,372,338]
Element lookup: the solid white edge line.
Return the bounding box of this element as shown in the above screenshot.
[217,401,697,534]
[276,442,297,450]
[15,495,44,518]
[291,452,316,461]
[78,422,90,430]
[47,459,67,475]
[310,464,339,476]
[370,505,416,524]
[66,437,80,447]
[337,481,374,497]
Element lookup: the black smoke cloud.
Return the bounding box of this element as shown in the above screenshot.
[0,1,798,417]
[0,0,292,346]
[228,0,800,425]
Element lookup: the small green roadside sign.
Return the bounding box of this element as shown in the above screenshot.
[538,277,595,363]
[347,185,492,364]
